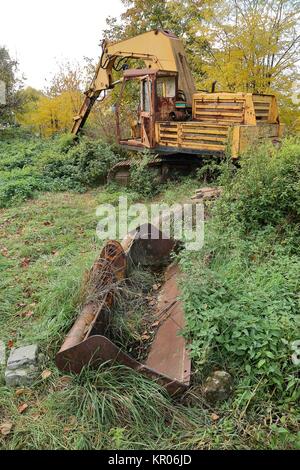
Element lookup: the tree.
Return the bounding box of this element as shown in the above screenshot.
[18,62,88,136]
[46,61,89,97]
[0,46,24,123]
[202,0,300,94]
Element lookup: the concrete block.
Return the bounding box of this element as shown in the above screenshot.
[7,344,38,370]
[5,366,38,387]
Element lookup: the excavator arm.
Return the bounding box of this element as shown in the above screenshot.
[71,29,196,134]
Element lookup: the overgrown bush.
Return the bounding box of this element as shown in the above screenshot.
[217,137,300,232]
[0,133,125,207]
[129,150,161,198]
[196,159,223,183]
[180,137,300,416]
[0,174,42,207]
[181,231,299,394]
[66,139,122,185]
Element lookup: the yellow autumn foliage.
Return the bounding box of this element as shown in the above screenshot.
[18,89,83,136]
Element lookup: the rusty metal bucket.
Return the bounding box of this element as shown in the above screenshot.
[56,223,191,394]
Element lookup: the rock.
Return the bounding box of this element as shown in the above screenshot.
[0,340,5,366]
[7,344,38,370]
[203,370,233,403]
[5,344,39,387]
[5,367,38,387]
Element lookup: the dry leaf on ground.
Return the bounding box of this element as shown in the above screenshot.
[20,257,30,268]
[211,413,220,421]
[0,421,13,436]
[18,403,28,414]
[41,370,52,380]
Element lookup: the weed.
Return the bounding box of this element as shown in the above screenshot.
[129,150,161,198]
[0,133,125,207]
[178,138,300,446]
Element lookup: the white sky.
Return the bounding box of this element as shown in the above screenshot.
[0,0,124,90]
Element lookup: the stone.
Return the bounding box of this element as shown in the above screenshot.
[203,370,233,403]
[0,340,5,365]
[7,344,38,370]
[5,366,38,387]
[5,344,39,388]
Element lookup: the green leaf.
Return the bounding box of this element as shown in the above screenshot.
[265,351,275,358]
[257,359,266,368]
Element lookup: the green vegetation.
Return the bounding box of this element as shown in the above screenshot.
[0,132,299,450]
[0,131,180,207]
[129,151,161,198]
[0,131,124,207]
[179,138,300,448]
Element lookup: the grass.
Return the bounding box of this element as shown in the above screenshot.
[0,133,299,450]
[0,179,205,450]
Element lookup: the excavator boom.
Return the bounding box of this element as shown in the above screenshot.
[71,29,196,134]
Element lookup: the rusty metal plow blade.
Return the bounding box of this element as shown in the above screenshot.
[56,224,191,394]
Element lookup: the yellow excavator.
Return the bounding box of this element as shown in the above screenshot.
[72,29,283,181]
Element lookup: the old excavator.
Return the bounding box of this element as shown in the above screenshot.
[58,31,283,392]
[72,29,283,182]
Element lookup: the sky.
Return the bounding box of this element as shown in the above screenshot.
[0,0,124,90]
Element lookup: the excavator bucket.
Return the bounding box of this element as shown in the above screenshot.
[56,224,191,394]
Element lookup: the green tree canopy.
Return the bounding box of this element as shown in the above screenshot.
[0,46,24,123]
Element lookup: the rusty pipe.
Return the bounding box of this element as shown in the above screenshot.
[57,241,126,354]
[59,302,100,352]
